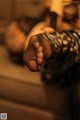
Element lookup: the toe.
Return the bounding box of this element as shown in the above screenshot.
[28,60,41,71]
[37,46,43,52]
[34,42,39,48]
[37,52,43,58]
[37,58,43,64]
[28,60,38,71]
[30,35,40,49]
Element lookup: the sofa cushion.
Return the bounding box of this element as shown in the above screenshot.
[0,0,45,22]
[0,98,72,120]
[0,0,12,22]
[0,45,71,118]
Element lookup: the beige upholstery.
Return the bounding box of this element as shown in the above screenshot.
[0,0,45,22]
[0,45,71,120]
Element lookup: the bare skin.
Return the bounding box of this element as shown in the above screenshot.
[23,31,52,71]
[23,20,79,71]
[24,0,79,71]
[23,18,54,71]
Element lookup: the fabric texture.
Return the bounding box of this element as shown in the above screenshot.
[0,45,71,120]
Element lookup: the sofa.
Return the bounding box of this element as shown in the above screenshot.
[0,0,45,23]
[0,44,72,120]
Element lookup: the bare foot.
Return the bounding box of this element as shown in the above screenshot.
[23,34,51,71]
[5,22,26,53]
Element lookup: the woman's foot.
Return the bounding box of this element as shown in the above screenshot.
[5,22,26,53]
[23,34,51,71]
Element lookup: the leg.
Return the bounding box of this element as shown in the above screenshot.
[23,20,54,71]
[23,29,80,72]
